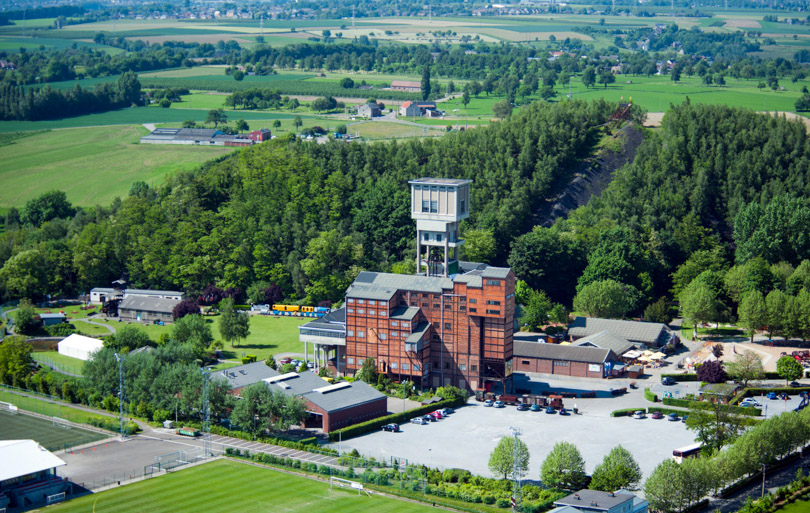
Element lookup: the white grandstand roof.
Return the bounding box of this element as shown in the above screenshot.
[0,440,66,481]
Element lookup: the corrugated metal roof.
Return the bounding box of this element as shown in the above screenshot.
[267,371,385,413]
[569,317,670,345]
[574,331,634,356]
[118,295,181,314]
[514,341,613,364]
[482,267,511,279]
[554,490,634,511]
[211,361,277,389]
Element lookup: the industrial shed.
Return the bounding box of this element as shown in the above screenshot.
[568,317,672,349]
[118,296,180,324]
[57,334,104,361]
[572,330,634,358]
[513,341,617,379]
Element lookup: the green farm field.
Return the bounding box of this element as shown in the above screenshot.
[36,459,432,513]
[0,410,107,452]
[1,125,233,207]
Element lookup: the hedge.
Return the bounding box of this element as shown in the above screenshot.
[662,397,761,416]
[661,373,699,382]
[329,398,463,441]
[610,408,646,417]
[180,420,336,455]
[644,388,658,402]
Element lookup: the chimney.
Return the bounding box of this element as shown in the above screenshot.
[574,494,580,500]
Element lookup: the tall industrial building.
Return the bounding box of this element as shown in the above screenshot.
[300,178,516,392]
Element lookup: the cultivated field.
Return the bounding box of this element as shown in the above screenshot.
[38,458,430,513]
[0,410,107,452]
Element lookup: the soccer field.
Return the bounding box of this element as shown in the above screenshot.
[0,410,107,452]
[41,459,432,513]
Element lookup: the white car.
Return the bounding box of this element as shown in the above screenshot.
[483,400,493,407]
[494,401,505,408]
[632,410,647,419]
[740,399,762,408]
[410,417,428,425]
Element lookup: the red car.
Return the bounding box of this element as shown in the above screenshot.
[651,411,663,419]
[430,411,443,420]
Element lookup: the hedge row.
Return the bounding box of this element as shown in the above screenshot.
[87,415,140,434]
[610,408,646,417]
[644,388,658,402]
[180,420,333,455]
[662,372,784,382]
[328,398,462,441]
[661,397,761,416]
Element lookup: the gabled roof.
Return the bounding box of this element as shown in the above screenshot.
[38,313,66,320]
[211,361,277,389]
[0,440,66,481]
[264,371,386,413]
[514,341,614,365]
[390,306,420,321]
[119,295,181,314]
[569,317,670,345]
[299,307,347,332]
[573,330,634,356]
[554,489,634,511]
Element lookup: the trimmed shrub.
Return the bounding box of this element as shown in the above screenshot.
[644,388,658,402]
[610,408,644,417]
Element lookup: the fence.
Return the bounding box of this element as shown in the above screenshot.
[0,385,67,419]
[32,353,84,376]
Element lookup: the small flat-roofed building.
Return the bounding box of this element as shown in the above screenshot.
[390,80,422,92]
[118,296,180,323]
[0,440,68,509]
[90,288,184,303]
[551,489,642,513]
[58,334,104,361]
[568,317,672,349]
[513,341,616,379]
[38,313,66,326]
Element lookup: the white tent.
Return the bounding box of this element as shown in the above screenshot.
[57,334,104,361]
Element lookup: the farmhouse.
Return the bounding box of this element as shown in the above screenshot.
[0,440,68,509]
[399,101,439,117]
[568,317,672,349]
[513,342,617,379]
[301,178,517,394]
[118,296,181,323]
[212,362,387,433]
[90,288,184,303]
[139,128,269,147]
[390,80,422,92]
[57,334,104,361]
[357,102,382,118]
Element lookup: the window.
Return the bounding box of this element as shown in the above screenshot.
[392,331,399,337]
[433,304,440,309]
[422,200,430,212]
[348,298,355,303]
[358,299,365,304]
[486,279,501,286]
[469,308,477,313]
[486,309,500,315]
[358,309,365,314]
[423,232,430,241]
[380,310,387,317]
[415,364,421,371]
[358,331,365,338]
[347,308,354,313]
[444,362,450,369]
[444,323,452,330]
[486,300,501,305]
[422,302,429,307]
[391,362,398,369]
[554,361,569,367]
[391,321,399,327]
[471,365,477,371]
[522,360,530,365]
[369,310,375,315]
[469,298,477,304]
[430,200,438,213]
[380,333,387,340]
[444,304,452,309]
[402,363,409,370]
[358,359,364,365]
[460,306,466,312]
[369,300,376,305]
[461,199,466,213]
[460,297,466,303]
[436,233,443,242]
[348,358,355,364]
[405,343,417,352]
[460,364,466,371]
[433,361,439,369]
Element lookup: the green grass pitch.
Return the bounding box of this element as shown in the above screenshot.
[40,459,432,512]
[0,410,107,452]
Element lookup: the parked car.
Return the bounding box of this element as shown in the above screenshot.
[516,403,530,411]
[530,404,541,412]
[667,413,680,422]
[651,411,663,419]
[381,423,400,432]
[767,392,779,400]
[632,410,647,419]
[545,406,557,414]
[423,415,436,423]
[558,408,571,416]
[662,377,676,386]
[439,408,454,416]
[494,401,505,408]
[430,410,444,419]
[741,398,762,408]
[790,381,802,387]
[681,415,688,423]
[278,357,292,365]
[483,400,493,407]
[411,417,428,425]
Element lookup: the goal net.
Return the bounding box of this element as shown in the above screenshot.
[330,476,372,496]
[52,417,71,429]
[0,401,17,414]
[46,492,66,505]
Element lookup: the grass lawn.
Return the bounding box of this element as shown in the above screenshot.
[32,304,101,319]
[349,121,445,139]
[32,351,85,376]
[1,125,233,207]
[0,388,114,429]
[0,410,107,452]
[95,315,309,360]
[38,459,432,513]
[779,494,810,513]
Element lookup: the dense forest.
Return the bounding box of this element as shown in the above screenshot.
[3,101,810,330]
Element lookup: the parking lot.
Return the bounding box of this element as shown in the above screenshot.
[334,384,697,481]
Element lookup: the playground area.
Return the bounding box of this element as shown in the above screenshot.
[0,408,108,452]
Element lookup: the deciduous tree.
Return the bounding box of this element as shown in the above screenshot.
[725,350,764,387]
[540,441,588,490]
[776,355,803,384]
[0,336,33,385]
[590,445,642,491]
[488,436,530,480]
[573,280,637,319]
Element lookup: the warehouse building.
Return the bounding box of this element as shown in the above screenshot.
[568,317,672,349]
[118,296,181,323]
[90,287,184,303]
[211,362,387,433]
[303,178,517,394]
[513,341,618,379]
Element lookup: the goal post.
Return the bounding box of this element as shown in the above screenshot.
[46,492,65,505]
[52,417,71,429]
[329,476,372,496]
[0,401,17,414]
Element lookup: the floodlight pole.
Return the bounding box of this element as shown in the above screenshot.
[510,426,522,513]
[114,353,126,440]
[201,368,211,458]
